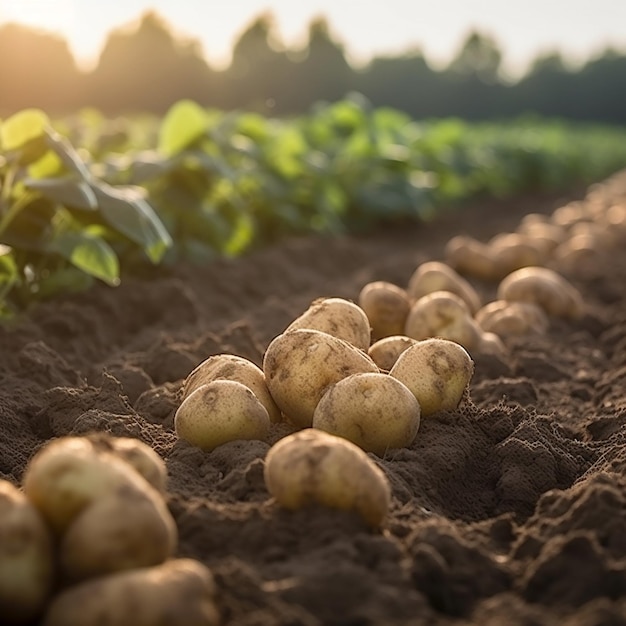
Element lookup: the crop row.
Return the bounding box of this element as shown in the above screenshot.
[2,96,626,315]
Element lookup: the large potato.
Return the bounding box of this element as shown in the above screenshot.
[60,481,177,582]
[497,266,584,319]
[175,380,271,452]
[263,329,379,428]
[285,297,371,351]
[0,480,54,625]
[390,338,474,417]
[43,558,220,626]
[368,335,417,371]
[22,436,154,534]
[183,354,281,423]
[264,429,391,527]
[357,281,411,341]
[404,290,482,351]
[312,373,420,456]
[406,261,481,314]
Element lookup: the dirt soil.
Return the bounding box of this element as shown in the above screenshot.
[2,172,626,626]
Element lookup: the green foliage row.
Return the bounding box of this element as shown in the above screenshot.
[2,96,626,316]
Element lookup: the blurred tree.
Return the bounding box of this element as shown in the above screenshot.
[87,11,216,113]
[284,17,353,111]
[0,23,81,114]
[226,13,295,112]
[448,31,503,82]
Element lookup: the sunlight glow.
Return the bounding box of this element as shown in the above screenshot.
[0,0,625,76]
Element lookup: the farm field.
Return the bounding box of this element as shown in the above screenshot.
[2,164,626,624]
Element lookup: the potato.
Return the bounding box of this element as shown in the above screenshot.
[285,297,371,351]
[175,380,271,451]
[43,558,220,626]
[368,335,417,371]
[357,281,411,341]
[477,331,507,357]
[263,429,391,527]
[183,354,281,424]
[0,480,54,625]
[487,233,546,274]
[406,261,481,314]
[60,481,177,582]
[475,300,549,337]
[22,436,156,535]
[390,338,474,417]
[517,222,566,255]
[444,235,499,281]
[106,436,167,492]
[263,329,379,428]
[312,373,420,456]
[497,266,585,319]
[404,291,483,351]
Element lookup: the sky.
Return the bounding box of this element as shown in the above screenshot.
[1,0,625,78]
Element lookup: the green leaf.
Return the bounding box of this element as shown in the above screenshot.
[49,231,120,286]
[24,177,98,211]
[158,100,208,157]
[0,108,50,152]
[44,129,92,180]
[0,244,18,290]
[92,182,172,263]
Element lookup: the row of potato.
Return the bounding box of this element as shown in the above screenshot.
[3,173,624,625]
[0,436,219,626]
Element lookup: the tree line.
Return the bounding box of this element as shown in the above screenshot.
[1,11,625,124]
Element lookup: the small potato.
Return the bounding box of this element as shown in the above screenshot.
[390,338,474,417]
[553,233,602,275]
[60,481,177,582]
[263,329,379,428]
[0,480,54,625]
[358,281,411,341]
[444,235,499,281]
[475,300,549,337]
[312,373,420,456]
[175,380,271,452]
[487,233,546,275]
[285,297,371,351]
[106,437,167,493]
[517,222,566,256]
[477,331,507,358]
[43,558,220,626]
[404,291,482,351]
[263,429,391,527]
[183,354,281,424]
[497,266,584,319]
[22,437,155,535]
[368,335,417,371]
[406,261,481,314]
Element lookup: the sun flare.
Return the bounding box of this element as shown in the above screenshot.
[1,0,74,34]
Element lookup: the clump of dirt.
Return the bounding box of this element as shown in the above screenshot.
[2,176,626,625]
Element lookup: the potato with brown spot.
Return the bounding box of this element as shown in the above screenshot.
[43,558,220,626]
[404,290,483,351]
[497,266,585,319]
[263,429,391,527]
[406,261,481,314]
[312,372,420,456]
[368,335,417,371]
[358,281,411,341]
[263,329,379,428]
[183,354,281,424]
[175,380,271,451]
[390,338,474,416]
[0,480,54,625]
[285,297,371,351]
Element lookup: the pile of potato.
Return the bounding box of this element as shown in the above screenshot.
[0,435,219,626]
